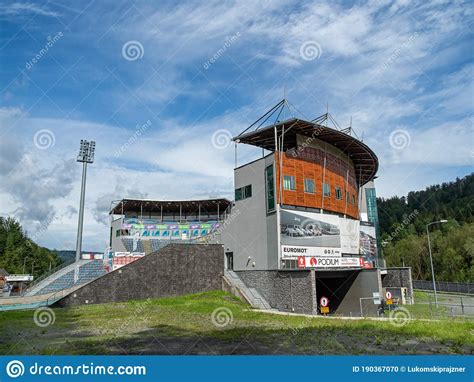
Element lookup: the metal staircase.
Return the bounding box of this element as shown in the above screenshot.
[223,270,271,310]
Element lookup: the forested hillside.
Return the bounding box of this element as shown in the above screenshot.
[377,174,473,282]
[0,217,62,278]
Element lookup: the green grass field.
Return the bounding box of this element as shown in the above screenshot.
[0,291,472,355]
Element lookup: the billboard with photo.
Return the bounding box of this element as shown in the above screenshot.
[280,209,360,258]
[359,221,377,267]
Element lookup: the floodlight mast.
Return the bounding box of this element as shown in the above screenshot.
[74,140,95,282]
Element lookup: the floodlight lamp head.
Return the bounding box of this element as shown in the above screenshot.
[77,139,95,163]
[86,141,96,163]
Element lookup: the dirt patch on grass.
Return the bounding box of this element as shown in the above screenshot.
[53,325,473,355]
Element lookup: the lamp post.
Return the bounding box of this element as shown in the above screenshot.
[426,220,447,307]
[22,257,28,274]
[21,257,28,295]
[74,140,95,283]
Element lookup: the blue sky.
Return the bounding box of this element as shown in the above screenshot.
[0,0,472,251]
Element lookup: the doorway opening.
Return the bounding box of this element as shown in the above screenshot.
[225,252,233,270]
[315,270,359,314]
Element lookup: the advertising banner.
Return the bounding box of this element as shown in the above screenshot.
[282,245,341,257]
[5,275,34,282]
[340,218,360,254]
[280,209,360,258]
[360,221,377,267]
[122,221,220,230]
[111,252,144,271]
[297,256,362,269]
[123,222,219,240]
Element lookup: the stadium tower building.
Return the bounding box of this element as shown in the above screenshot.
[220,100,383,315]
[98,100,395,316]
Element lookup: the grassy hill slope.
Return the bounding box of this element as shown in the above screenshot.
[0,291,472,355]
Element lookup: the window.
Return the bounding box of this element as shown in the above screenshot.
[265,165,275,212]
[116,229,121,237]
[235,188,242,201]
[352,194,356,204]
[282,259,298,269]
[323,183,330,197]
[304,178,315,193]
[346,191,350,203]
[284,175,296,190]
[235,184,252,201]
[335,187,342,200]
[244,184,252,198]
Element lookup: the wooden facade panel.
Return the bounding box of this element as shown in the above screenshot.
[275,151,359,219]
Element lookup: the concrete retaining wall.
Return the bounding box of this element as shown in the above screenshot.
[54,244,224,307]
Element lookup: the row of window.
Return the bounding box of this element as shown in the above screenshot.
[283,175,356,203]
[235,184,252,201]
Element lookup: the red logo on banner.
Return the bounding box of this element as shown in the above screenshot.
[310,257,317,266]
[297,256,305,268]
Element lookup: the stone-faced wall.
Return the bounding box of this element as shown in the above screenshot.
[236,270,316,314]
[54,244,224,307]
[381,267,414,303]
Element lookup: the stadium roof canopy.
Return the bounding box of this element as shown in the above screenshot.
[110,198,232,215]
[234,100,379,186]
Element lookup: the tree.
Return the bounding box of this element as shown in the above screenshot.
[0,217,62,278]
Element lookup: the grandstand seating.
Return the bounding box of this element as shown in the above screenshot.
[122,238,200,253]
[29,260,106,296]
[150,239,171,252]
[121,238,145,252]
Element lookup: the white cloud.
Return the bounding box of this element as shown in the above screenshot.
[0,2,60,18]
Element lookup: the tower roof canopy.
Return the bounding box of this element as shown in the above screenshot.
[234,117,378,186]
